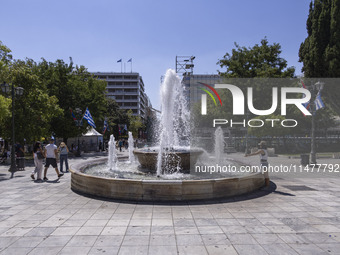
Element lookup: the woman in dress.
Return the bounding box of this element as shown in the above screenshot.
[31,141,45,181]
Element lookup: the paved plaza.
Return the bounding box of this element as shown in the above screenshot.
[0,152,340,255]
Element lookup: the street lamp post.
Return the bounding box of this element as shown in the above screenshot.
[1,83,24,173]
[75,108,83,157]
[309,81,324,165]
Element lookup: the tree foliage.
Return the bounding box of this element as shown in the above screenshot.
[127,109,144,138]
[37,59,108,141]
[218,38,295,78]
[299,0,340,115]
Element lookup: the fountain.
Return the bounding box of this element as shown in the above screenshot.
[127,131,134,163]
[214,127,225,164]
[70,69,265,201]
[133,69,202,174]
[107,134,117,170]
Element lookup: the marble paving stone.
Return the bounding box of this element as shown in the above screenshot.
[251,233,285,245]
[289,243,329,255]
[37,236,72,247]
[93,235,124,247]
[149,234,176,246]
[176,234,204,246]
[57,246,92,255]
[316,243,340,255]
[215,219,240,226]
[106,219,130,227]
[151,218,173,226]
[177,245,208,255]
[201,234,231,246]
[173,219,196,227]
[83,219,109,227]
[76,226,104,236]
[151,226,175,236]
[124,225,150,236]
[24,227,56,237]
[118,245,148,255]
[0,247,33,255]
[0,227,33,237]
[227,233,258,245]
[8,236,44,248]
[100,226,127,236]
[129,219,151,226]
[220,225,247,234]
[51,227,80,236]
[148,245,178,255]
[197,226,224,235]
[205,245,238,255]
[88,246,120,255]
[122,235,149,246]
[233,244,268,255]
[311,224,340,233]
[266,225,296,234]
[175,227,199,235]
[65,235,98,247]
[24,246,62,255]
[261,243,299,255]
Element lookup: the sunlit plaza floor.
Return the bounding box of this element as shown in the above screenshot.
[0,151,340,255]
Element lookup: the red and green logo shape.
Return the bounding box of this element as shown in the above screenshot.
[198,82,222,107]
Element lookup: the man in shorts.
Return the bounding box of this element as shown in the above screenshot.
[43,138,64,181]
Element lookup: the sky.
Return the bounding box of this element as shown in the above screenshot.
[0,0,311,109]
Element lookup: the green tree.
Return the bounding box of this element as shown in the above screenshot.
[0,40,12,82]
[299,0,340,115]
[127,109,144,138]
[37,59,107,141]
[0,95,11,127]
[218,38,295,78]
[104,98,129,140]
[2,58,63,143]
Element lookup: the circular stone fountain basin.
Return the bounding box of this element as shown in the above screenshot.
[133,147,204,174]
[70,158,265,201]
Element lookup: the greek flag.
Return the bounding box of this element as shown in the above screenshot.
[83,107,96,128]
[103,118,109,134]
[117,59,122,63]
[127,58,132,62]
[315,92,325,111]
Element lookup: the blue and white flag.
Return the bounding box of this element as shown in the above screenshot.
[102,118,109,134]
[127,58,132,62]
[117,59,122,63]
[83,107,96,128]
[315,92,325,111]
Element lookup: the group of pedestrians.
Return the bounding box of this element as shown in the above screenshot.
[31,138,69,182]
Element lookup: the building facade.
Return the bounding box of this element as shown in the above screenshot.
[92,72,150,120]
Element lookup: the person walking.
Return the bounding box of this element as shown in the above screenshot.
[58,142,69,173]
[43,138,64,181]
[118,139,123,152]
[245,141,270,186]
[31,141,44,181]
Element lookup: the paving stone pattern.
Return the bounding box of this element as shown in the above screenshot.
[0,152,339,254]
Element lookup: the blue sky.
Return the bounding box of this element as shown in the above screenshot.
[1,0,311,109]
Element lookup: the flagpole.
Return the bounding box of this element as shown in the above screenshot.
[131,59,132,73]
[121,60,123,73]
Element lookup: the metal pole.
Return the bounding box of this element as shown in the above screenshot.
[245,110,249,154]
[9,84,17,173]
[310,86,316,164]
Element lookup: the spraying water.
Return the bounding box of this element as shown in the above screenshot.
[108,134,118,170]
[128,131,134,163]
[214,127,225,164]
[156,69,190,176]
